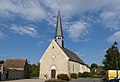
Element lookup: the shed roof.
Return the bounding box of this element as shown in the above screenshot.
[4,59,27,68]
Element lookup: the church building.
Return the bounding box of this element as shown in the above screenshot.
[39,11,90,79]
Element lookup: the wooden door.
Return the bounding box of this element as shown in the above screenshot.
[51,69,56,78]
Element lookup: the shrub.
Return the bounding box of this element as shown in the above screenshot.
[78,72,83,78]
[82,72,94,78]
[88,72,94,77]
[29,71,39,77]
[70,73,77,79]
[57,74,70,81]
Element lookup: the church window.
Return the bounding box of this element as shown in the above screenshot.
[52,46,54,49]
[73,63,74,72]
[51,55,56,60]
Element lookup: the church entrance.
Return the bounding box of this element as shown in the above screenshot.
[51,69,56,78]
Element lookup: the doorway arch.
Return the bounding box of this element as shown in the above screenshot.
[50,65,57,78]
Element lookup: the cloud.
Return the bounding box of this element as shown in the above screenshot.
[10,24,39,37]
[44,0,120,30]
[37,41,44,47]
[99,0,120,30]
[0,0,46,21]
[43,0,120,42]
[108,31,120,43]
[0,31,6,39]
[0,54,7,57]
[75,51,86,58]
[79,54,86,57]
[0,0,120,24]
[67,21,89,42]
[100,11,120,30]
[81,39,91,42]
[43,0,108,19]
[0,0,120,42]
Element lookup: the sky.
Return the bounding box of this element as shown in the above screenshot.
[0,0,120,66]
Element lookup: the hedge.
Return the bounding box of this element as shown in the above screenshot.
[57,74,70,81]
[70,73,77,79]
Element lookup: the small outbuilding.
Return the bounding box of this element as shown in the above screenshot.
[0,59,28,81]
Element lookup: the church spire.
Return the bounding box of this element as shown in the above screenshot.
[55,10,63,37]
[54,10,64,47]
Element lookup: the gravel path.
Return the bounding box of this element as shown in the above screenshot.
[1,78,102,82]
[70,78,102,82]
[1,78,45,82]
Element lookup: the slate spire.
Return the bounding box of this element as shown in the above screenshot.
[54,10,64,47]
[55,10,63,37]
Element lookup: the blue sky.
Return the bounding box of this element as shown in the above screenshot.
[0,0,120,65]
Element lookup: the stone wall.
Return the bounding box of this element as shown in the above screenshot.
[69,61,80,74]
[0,65,28,81]
[69,61,90,74]
[7,69,24,80]
[1,69,24,80]
[80,65,90,73]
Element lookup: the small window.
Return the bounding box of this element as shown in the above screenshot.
[52,46,54,49]
[73,63,74,72]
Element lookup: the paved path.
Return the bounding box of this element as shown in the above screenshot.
[70,78,102,82]
[1,78,102,82]
[1,78,45,82]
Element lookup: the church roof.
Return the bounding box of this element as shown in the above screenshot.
[61,47,86,65]
[54,11,86,65]
[3,59,27,68]
[55,10,63,37]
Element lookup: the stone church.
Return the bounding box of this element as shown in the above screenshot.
[39,11,90,79]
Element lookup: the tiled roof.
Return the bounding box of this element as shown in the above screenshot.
[61,47,86,65]
[4,59,27,68]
